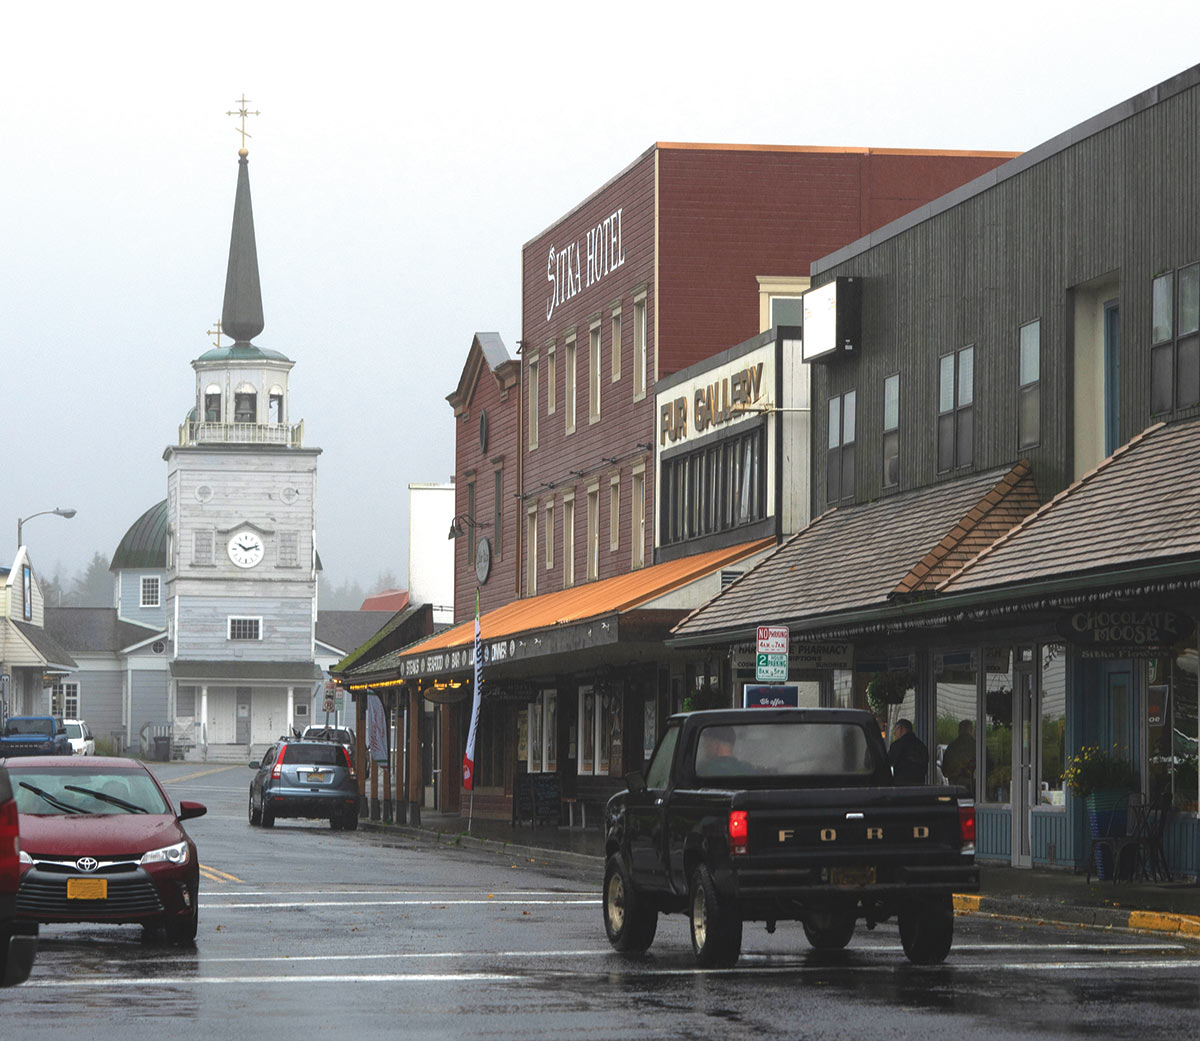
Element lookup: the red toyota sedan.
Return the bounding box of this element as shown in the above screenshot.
[3,756,206,943]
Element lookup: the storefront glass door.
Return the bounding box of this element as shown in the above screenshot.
[1012,658,1035,867]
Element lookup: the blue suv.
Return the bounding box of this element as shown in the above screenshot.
[249,739,359,831]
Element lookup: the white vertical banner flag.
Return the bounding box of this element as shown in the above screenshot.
[367,694,388,764]
[463,590,483,790]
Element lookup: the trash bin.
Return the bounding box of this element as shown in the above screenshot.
[153,736,171,761]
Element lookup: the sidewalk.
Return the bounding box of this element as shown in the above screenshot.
[362,811,1200,942]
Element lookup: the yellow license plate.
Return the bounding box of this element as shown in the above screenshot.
[67,878,108,900]
[830,866,875,886]
[307,772,327,783]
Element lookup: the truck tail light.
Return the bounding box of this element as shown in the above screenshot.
[728,810,749,856]
[271,745,287,780]
[0,798,19,890]
[957,801,976,853]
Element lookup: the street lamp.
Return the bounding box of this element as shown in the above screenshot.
[17,507,77,549]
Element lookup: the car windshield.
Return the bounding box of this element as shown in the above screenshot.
[65,723,84,739]
[694,721,876,781]
[282,744,344,766]
[9,768,170,816]
[5,719,53,736]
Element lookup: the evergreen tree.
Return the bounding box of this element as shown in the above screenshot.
[70,552,113,607]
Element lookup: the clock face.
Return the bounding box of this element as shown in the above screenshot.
[475,536,491,584]
[228,531,265,568]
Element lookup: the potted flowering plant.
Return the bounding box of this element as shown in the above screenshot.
[1063,745,1137,799]
[1065,745,1137,880]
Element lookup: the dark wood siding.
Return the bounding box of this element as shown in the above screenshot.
[812,79,1200,518]
[454,356,520,622]
[520,152,657,590]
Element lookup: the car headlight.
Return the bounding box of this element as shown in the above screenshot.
[18,850,32,865]
[139,841,190,866]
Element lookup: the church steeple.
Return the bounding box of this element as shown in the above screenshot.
[221,148,265,345]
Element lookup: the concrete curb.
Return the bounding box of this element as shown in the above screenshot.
[358,818,603,870]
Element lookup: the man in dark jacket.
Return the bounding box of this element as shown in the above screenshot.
[888,718,929,785]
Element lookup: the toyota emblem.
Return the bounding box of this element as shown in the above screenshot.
[76,857,99,873]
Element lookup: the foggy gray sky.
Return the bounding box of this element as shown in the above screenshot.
[6,2,1200,590]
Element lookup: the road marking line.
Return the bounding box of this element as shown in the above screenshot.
[160,765,242,784]
[21,973,523,988]
[199,950,609,963]
[157,942,1185,966]
[199,865,243,883]
[200,889,594,897]
[200,898,601,909]
[22,959,1199,988]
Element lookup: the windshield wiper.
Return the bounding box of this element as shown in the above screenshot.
[18,781,82,814]
[63,784,148,814]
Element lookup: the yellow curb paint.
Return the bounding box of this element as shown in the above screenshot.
[1126,910,1200,934]
[953,894,981,912]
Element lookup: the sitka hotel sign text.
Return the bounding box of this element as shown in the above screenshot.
[545,207,626,321]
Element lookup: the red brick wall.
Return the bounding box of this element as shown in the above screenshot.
[655,145,1013,375]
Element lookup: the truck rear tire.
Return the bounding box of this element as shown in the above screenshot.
[603,854,657,953]
[898,892,954,964]
[803,909,856,950]
[689,865,742,968]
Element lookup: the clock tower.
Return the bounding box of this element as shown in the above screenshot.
[163,139,322,757]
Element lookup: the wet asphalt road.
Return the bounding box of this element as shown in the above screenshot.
[5,762,1200,1040]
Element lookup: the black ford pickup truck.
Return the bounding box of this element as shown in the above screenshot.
[603,708,978,967]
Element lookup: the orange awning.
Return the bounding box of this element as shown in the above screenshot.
[345,538,773,685]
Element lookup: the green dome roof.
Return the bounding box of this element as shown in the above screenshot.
[195,343,291,364]
[110,500,168,570]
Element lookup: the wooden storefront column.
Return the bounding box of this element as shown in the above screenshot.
[356,691,368,817]
[382,693,393,824]
[408,687,422,828]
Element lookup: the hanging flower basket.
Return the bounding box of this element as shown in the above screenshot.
[865,671,912,715]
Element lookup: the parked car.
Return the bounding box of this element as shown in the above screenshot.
[249,738,359,830]
[300,724,355,748]
[0,765,37,986]
[63,720,95,756]
[7,756,207,943]
[0,717,71,757]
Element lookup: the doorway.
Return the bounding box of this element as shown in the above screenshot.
[422,702,440,809]
[1011,649,1036,868]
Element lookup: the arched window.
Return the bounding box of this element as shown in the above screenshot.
[204,385,222,422]
[268,386,284,423]
[234,383,257,423]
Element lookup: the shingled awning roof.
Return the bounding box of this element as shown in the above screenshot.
[940,419,1200,596]
[671,462,1039,646]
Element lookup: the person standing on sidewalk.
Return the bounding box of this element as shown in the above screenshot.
[889,718,929,785]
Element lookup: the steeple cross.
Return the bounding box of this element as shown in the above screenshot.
[206,320,223,347]
[226,95,260,149]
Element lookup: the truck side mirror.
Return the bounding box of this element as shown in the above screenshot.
[625,770,647,795]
